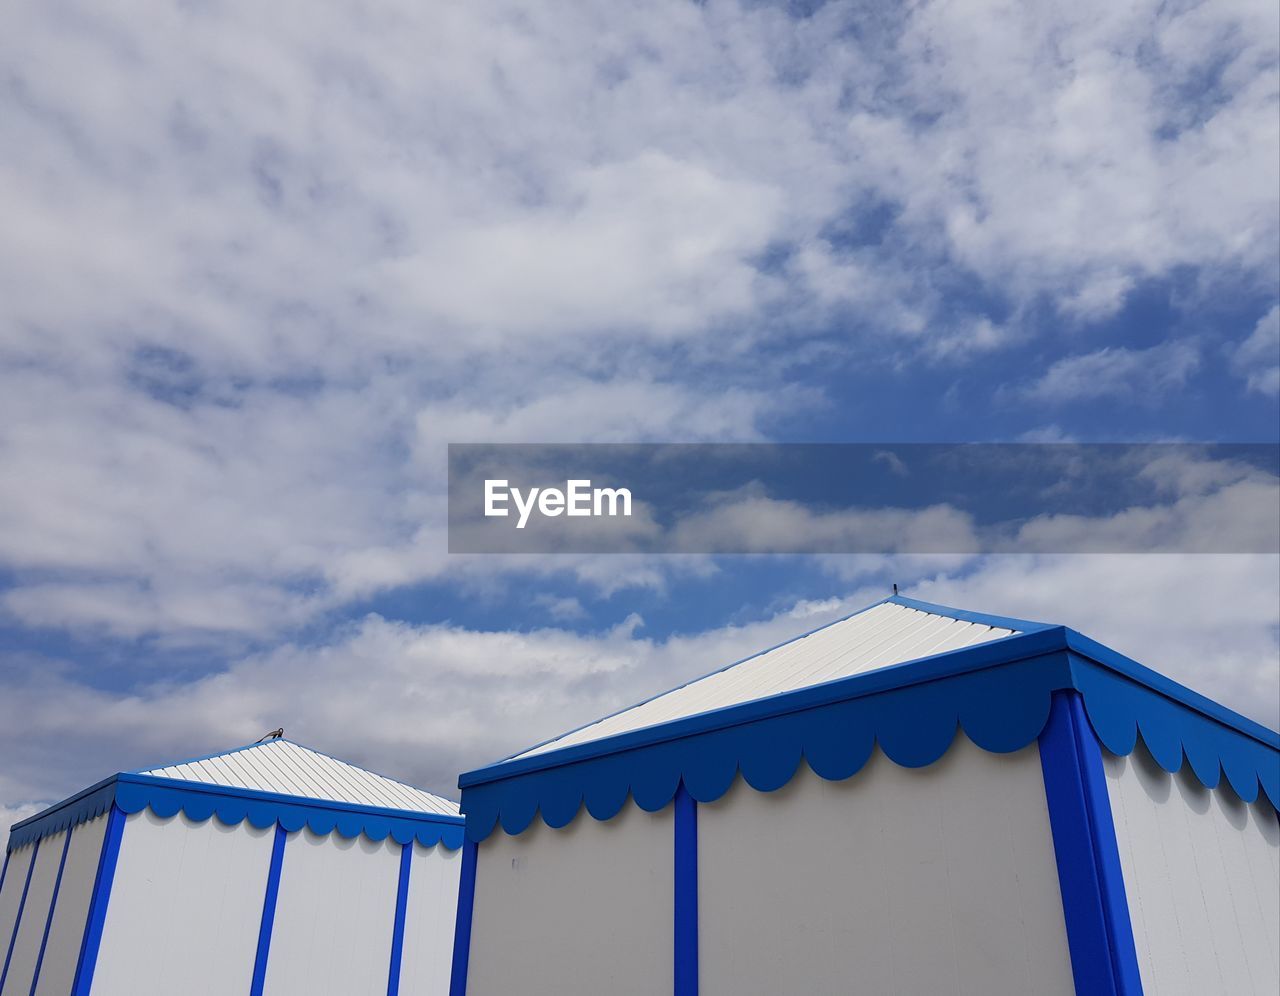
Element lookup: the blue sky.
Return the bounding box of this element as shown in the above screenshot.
[1,0,1278,845]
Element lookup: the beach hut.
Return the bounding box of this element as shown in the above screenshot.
[1,738,464,996]
[451,595,1280,995]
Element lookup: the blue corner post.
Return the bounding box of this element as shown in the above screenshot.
[249,823,289,996]
[386,841,414,996]
[0,838,40,992]
[448,838,478,996]
[1039,690,1143,996]
[71,804,126,996]
[674,783,698,996]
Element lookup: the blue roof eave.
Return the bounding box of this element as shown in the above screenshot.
[460,626,1067,789]
[9,772,464,853]
[489,593,1055,768]
[457,619,1280,842]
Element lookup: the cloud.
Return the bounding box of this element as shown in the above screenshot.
[0,0,1275,647]
[533,595,589,622]
[872,0,1280,315]
[921,318,1019,362]
[668,489,980,554]
[1232,305,1280,396]
[372,153,784,342]
[1014,341,1201,405]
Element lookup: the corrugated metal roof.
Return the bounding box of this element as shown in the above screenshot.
[519,600,1019,758]
[141,740,459,816]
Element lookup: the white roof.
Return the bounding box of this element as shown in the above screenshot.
[142,739,459,817]
[520,600,1019,758]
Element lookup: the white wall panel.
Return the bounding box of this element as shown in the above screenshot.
[1,830,70,996]
[34,814,107,996]
[90,811,275,996]
[263,829,401,996]
[397,843,460,996]
[699,739,1075,996]
[466,804,674,996]
[1104,745,1280,995]
[0,845,36,985]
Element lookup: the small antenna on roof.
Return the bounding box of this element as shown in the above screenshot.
[892,583,899,595]
[255,728,284,743]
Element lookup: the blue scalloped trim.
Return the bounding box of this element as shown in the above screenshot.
[9,776,464,851]
[1073,658,1279,811]
[460,630,1280,842]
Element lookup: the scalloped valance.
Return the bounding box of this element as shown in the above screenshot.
[9,774,465,851]
[459,626,1280,843]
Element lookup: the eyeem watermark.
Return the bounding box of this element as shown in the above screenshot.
[484,479,633,529]
[450,443,1280,553]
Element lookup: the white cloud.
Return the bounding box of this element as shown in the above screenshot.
[669,489,981,554]
[870,0,1280,315]
[1232,305,1280,396]
[0,0,1275,646]
[922,317,1019,362]
[533,595,589,622]
[1015,341,1201,405]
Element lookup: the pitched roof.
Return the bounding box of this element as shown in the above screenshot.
[518,595,1039,758]
[459,595,1278,843]
[141,739,459,817]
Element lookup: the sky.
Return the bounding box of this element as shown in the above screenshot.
[1,0,1278,848]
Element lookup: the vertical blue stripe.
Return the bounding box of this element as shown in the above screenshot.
[0,839,40,992]
[674,784,698,996]
[1040,690,1143,996]
[386,841,413,996]
[29,827,73,996]
[71,804,125,996]
[1070,694,1143,995]
[447,839,478,996]
[250,824,288,996]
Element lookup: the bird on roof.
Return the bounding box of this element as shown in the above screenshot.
[255,728,284,743]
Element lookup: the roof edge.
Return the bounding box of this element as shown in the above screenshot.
[887,594,1054,633]
[9,772,463,852]
[115,774,464,823]
[8,775,118,836]
[458,630,1280,841]
[460,619,1279,792]
[501,593,1038,766]
[461,626,1066,789]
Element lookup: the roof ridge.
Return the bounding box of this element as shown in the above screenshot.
[886,594,1055,633]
